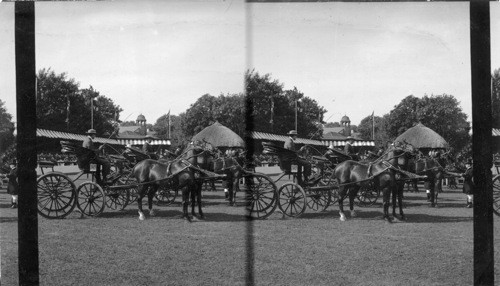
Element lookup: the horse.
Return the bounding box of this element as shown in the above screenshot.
[333,142,416,222]
[405,150,453,207]
[181,142,246,207]
[131,158,199,221]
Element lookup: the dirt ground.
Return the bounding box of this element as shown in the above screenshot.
[1,179,500,285]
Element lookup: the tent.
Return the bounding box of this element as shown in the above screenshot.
[394,123,448,149]
[191,122,245,148]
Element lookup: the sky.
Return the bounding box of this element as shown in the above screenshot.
[1,1,499,128]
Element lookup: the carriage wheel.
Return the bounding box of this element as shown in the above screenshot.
[155,185,178,206]
[77,182,105,217]
[104,176,130,210]
[355,182,380,207]
[241,173,278,219]
[493,175,500,216]
[278,183,307,218]
[37,173,77,219]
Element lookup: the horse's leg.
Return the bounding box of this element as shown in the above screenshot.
[382,184,392,222]
[182,186,192,222]
[148,185,158,217]
[429,179,436,207]
[137,185,148,220]
[191,182,199,218]
[227,176,235,206]
[338,185,348,221]
[349,186,359,218]
[393,182,406,221]
[196,182,204,219]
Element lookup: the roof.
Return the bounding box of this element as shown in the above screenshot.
[323,127,345,134]
[136,114,146,121]
[118,125,141,133]
[37,128,119,145]
[192,122,245,148]
[394,123,448,149]
[322,131,348,140]
[341,115,350,123]
[250,131,375,147]
[37,128,169,146]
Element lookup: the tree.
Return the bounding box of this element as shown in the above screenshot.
[357,114,390,147]
[36,68,123,136]
[245,70,327,138]
[181,93,246,139]
[492,68,500,128]
[0,100,15,154]
[385,94,471,152]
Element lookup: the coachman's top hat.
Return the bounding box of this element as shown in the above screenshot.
[287,130,298,136]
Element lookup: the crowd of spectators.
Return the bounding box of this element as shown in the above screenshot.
[37,152,78,166]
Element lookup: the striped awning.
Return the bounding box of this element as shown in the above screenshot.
[37,129,119,144]
[36,129,170,146]
[250,131,375,147]
[493,128,500,136]
[116,139,171,146]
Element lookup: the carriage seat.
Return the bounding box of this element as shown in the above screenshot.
[60,141,97,173]
[262,142,300,174]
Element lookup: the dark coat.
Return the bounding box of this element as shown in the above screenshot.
[7,167,18,195]
[462,167,474,195]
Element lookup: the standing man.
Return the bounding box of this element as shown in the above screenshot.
[142,135,158,159]
[462,159,474,208]
[283,130,313,185]
[82,129,111,184]
[344,136,356,160]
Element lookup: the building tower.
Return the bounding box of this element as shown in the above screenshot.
[136,114,146,126]
[340,115,351,137]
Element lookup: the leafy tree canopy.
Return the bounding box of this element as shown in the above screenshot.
[0,100,15,154]
[492,68,500,128]
[36,68,123,136]
[385,94,470,152]
[245,70,327,138]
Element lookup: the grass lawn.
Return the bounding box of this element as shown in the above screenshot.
[1,181,499,285]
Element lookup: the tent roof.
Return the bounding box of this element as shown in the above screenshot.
[394,123,448,149]
[191,122,245,148]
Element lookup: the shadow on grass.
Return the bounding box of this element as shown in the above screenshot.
[0,203,14,208]
[0,217,18,223]
[404,213,473,223]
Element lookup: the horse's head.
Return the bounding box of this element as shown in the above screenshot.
[385,140,418,167]
[182,140,217,167]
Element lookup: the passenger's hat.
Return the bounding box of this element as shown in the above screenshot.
[86,129,97,134]
[287,130,298,136]
[144,135,154,139]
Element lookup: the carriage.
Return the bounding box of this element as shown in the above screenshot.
[257,142,339,218]
[36,141,135,219]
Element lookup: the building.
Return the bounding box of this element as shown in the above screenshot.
[115,114,170,147]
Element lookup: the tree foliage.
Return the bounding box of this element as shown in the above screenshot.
[492,68,500,128]
[357,114,390,147]
[384,94,470,152]
[245,70,326,138]
[36,68,122,136]
[181,93,246,139]
[0,100,15,154]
